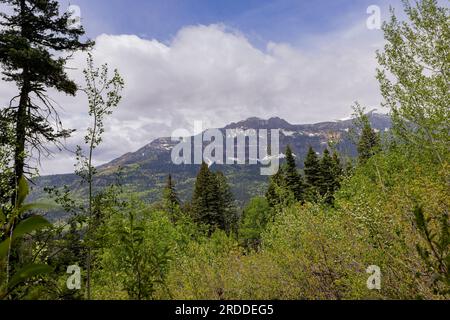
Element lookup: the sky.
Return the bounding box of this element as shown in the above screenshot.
[0,0,412,174]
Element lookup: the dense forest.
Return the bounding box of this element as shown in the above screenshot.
[0,0,448,300]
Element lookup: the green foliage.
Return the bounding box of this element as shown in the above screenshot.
[191,163,220,231]
[162,144,449,300]
[265,146,305,209]
[163,229,240,300]
[319,149,342,204]
[413,204,449,295]
[376,0,449,166]
[93,197,183,300]
[259,203,376,299]
[301,146,344,205]
[157,2,449,300]
[0,0,92,183]
[215,172,238,235]
[0,177,53,299]
[1,0,448,301]
[283,146,305,202]
[7,264,52,291]
[304,146,322,202]
[353,105,381,164]
[162,174,181,223]
[191,163,237,234]
[239,197,272,250]
[75,53,124,299]
[265,168,286,209]
[0,116,14,208]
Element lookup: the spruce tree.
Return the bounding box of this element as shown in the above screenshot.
[265,168,284,208]
[319,149,335,204]
[284,145,305,202]
[304,146,321,201]
[215,171,237,234]
[191,164,238,234]
[331,151,343,191]
[0,0,92,197]
[191,163,220,233]
[357,116,380,164]
[192,163,213,223]
[162,174,180,223]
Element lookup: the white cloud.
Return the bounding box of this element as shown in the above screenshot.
[1,23,385,175]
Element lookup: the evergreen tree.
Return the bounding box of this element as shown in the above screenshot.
[0,0,92,199]
[191,164,237,234]
[265,168,284,208]
[162,174,180,223]
[318,149,332,192]
[331,151,343,191]
[264,166,296,211]
[284,145,305,202]
[304,146,321,201]
[215,171,238,235]
[265,146,304,208]
[357,115,380,164]
[191,163,221,233]
[319,149,336,204]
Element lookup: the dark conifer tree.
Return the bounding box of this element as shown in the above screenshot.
[331,151,343,190]
[283,145,304,202]
[163,174,180,222]
[304,146,321,201]
[357,117,381,164]
[191,163,221,233]
[265,168,284,208]
[192,163,213,224]
[319,149,335,204]
[215,171,237,234]
[0,0,92,198]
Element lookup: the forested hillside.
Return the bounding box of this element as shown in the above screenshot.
[0,0,448,300]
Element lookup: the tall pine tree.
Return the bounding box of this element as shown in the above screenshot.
[0,0,92,199]
[162,174,180,223]
[331,151,343,191]
[215,171,238,235]
[283,145,305,203]
[191,163,217,230]
[304,146,321,202]
[357,115,381,164]
[265,167,285,208]
[319,149,336,204]
[191,163,236,234]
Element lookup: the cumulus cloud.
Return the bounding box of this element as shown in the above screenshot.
[1,23,385,175]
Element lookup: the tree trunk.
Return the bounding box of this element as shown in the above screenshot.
[12,0,30,205]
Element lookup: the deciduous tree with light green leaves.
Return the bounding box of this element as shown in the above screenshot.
[75,53,124,300]
[376,0,449,167]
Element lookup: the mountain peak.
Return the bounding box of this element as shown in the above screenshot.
[224,116,294,130]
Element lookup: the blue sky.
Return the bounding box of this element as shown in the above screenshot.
[63,0,398,46]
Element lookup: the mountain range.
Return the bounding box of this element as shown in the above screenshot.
[32,111,392,213]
